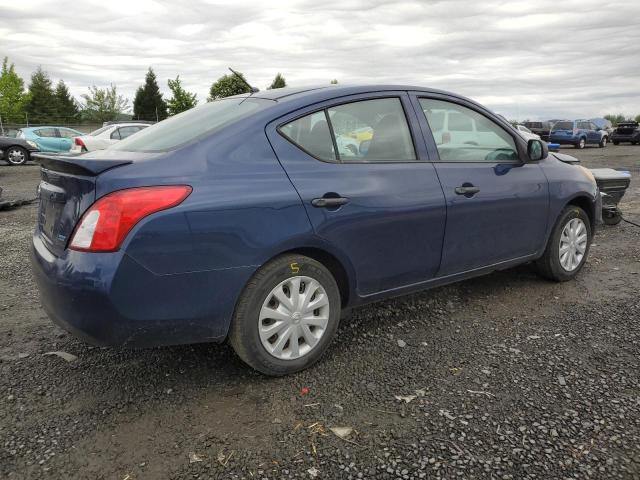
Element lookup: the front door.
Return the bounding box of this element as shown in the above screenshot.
[267,93,446,297]
[411,94,549,277]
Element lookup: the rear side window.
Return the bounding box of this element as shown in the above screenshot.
[35,128,57,138]
[280,98,416,163]
[111,97,271,152]
[280,111,336,161]
[553,121,573,131]
[419,98,518,162]
[58,129,77,138]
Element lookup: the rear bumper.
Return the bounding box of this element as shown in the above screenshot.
[31,234,254,347]
[549,135,579,145]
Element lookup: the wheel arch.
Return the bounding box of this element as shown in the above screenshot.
[566,194,595,230]
[275,246,353,308]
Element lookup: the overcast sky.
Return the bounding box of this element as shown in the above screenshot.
[1,0,639,120]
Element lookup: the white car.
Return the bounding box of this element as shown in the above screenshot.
[71,123,150,153]
[515,124,541,141]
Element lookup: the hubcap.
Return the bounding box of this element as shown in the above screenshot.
[559,218,588,272]
[8,148,25,164]
[259,275,330,360]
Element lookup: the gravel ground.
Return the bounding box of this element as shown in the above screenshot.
[1,146,639,479]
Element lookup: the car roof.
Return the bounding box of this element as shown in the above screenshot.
[239,84,463,105]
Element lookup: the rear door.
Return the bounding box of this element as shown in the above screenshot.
[267,92,446,297]
[410,93,549,276]
[34,128,60,152]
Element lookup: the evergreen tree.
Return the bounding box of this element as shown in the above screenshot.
[208,72,251,101]
[81,84,129,123]
[166,76,197,116]
[54,80,79,123]
[0,57,28,124]
[268,73,287,90]
[133,68,167,121]
[25,66,56,124]
[330,79,338,84]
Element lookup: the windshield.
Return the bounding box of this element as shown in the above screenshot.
[111,97,271,152]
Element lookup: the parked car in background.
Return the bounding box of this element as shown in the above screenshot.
[32,85,599,376]
[0,135,39,165]
[549,120,608,149]
[611,121,640,145]
[590,118,614,136]
[71,122,151,153]
[18,126,83,153]
[522,121,553,141]
[515,124,541,140]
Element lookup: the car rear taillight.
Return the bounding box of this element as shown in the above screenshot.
[74,137,85,147]
[68,185,192,252]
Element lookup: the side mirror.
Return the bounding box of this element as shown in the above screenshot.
[527,139,548,161]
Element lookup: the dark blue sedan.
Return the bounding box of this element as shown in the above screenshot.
[32,85,600,375]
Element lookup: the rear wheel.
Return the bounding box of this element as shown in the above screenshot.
[599,136,607,148]
[229,254,341,376]
[534,206,591,281]
[5,146,28,165]
[574,137,586,149]
[613,141,619,145]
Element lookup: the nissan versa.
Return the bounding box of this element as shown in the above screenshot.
[32,85,600,375]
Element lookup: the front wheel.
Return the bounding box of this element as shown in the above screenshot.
[574,138,586,149]
[229,254,341,376]
[534,206,591,282]
[5,146,28,165]
[599,136,607,148]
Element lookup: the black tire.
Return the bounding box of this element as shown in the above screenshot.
[599,136,607,148]
[228,254,341,376]
[5,145,28,165]
[534,206,592,282]
[612,141,619,145]
[574,137,586,149]
[603,211,622,225]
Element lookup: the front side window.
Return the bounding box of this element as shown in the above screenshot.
[419,98,518,162]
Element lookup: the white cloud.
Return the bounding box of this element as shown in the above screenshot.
[1,0,639,120]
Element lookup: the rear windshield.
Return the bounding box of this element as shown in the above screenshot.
[111,97,271,152]
[553,121,573,131]
[90,125,112,136]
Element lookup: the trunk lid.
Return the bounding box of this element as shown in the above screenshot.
[33,153,133,256]
[616,122,638,135]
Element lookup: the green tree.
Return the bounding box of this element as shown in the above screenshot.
[166,76,197,115]
[133,68,167,121]
[0,57,28,124]
[330,79,338,84]
[25,66,56,124]
[54,80,79,123]
[635,114,640,124]
[268,73,287,90]
[81,84,129,123]
[208,72,251,101]
[604,114,627,126]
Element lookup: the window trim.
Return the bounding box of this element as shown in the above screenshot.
[414,94,525,164]
[276,95,422,165]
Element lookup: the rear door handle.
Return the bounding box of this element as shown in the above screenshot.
[311,197,349,208]
[454,185,480,197]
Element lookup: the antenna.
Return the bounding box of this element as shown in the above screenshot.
[228,68,259,94]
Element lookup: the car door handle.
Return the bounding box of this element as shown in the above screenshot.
[454,185,480,197]
[311,197,349,208]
